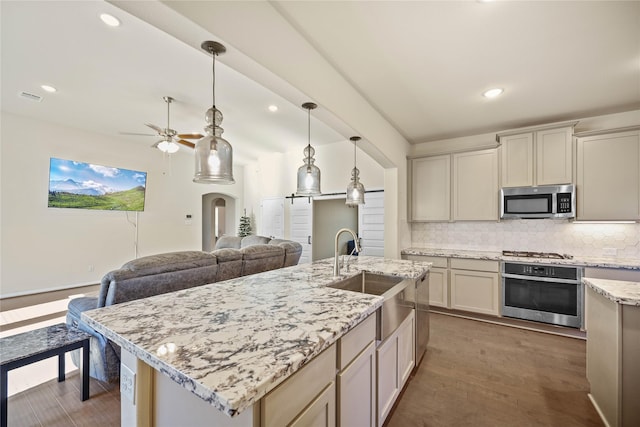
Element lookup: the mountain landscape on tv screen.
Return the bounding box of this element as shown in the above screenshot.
[48,158,147,211]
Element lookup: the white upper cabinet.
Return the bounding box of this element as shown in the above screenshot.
[409,154,451,221]
[499,124,575,187]
[500,133,534,187]
[452,149,498,221]
[576,128,640,221]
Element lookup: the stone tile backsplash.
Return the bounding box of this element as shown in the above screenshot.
[411,220,640,259]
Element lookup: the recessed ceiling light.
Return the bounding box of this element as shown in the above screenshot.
[100,13,120,27]
[268,105,278,112]
[482,88,504,98]
[41,85,57,93]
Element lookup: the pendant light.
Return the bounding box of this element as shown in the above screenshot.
[296,102,321,196]
[345,136,365,206]
[193,41,235,184]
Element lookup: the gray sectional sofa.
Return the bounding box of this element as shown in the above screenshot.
[66,235,302,382]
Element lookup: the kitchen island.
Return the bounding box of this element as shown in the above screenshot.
[82,256,430,426]
[584,277,640,427]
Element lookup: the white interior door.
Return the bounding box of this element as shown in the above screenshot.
[358,191,384,257]
[290,197,313,264]
[261,197,285,239]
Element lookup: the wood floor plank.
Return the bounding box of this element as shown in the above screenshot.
[386,312,603,427]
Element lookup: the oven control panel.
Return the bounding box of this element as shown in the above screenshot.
[503,262,578,280]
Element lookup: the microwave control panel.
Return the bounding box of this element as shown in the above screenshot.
[557,193,572,213]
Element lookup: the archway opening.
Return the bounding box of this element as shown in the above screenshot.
[202,193,236,251]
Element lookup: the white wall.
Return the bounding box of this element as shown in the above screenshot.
[243,139,385,238]
[0,112,244,297]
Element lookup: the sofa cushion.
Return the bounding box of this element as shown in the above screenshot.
[211,248,244,282]
[269,239,304,267]
[214,235,242,250]
[241,244,285,276]
[122,251,216,274]
[240,235,270,248]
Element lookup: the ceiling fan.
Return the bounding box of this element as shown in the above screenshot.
[127,96,203,153]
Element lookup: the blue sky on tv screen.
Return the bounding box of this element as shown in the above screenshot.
[49,158,147,196]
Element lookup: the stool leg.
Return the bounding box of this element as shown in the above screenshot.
[1,367,8,427]
[81,340,90,401]
[58,353,65,382]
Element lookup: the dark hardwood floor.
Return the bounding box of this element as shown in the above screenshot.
[7,313,602,426]
[387,313,603,427]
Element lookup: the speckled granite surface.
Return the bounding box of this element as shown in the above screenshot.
[402,247,640,270]
[82,256,430,417]
[0,323,90,365]
[584,278,640,306]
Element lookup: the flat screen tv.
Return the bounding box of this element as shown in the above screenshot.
[48,158,147,211]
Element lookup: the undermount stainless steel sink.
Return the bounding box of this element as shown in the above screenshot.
[328,272,404,296]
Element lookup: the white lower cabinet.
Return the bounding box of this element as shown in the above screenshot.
[377,310,415,427]
[402,255,449,307]
[262,344,336,427]
[337,314,377,427]
[450,259,500,316]
[337,341,376,427]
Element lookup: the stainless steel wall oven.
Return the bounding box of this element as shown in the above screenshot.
[501,261,584,328]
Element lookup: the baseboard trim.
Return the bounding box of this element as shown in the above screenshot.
[430,308,586,340]
[588,393,612,427]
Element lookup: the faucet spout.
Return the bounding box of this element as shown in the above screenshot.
[334,228,361,277]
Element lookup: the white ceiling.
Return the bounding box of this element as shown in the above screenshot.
[2,1,639,165]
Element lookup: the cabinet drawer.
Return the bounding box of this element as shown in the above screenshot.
[450,258,499,273]
[338,313,376,370]
[403,254,448,268]
[262,344,336,427]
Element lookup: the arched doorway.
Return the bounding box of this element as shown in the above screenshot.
[202,193,236,251]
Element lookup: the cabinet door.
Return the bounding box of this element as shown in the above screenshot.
[376,334,399,426]
[410,155,451,221]
[577,130,640,221]
[290,382,336,427]
[450,269,500,316]
[338,341,376,427]
[428,267,449,308]
[500,133,533,187]
[452,149,498,221]
[536,127,573,185]
[397,312,415,389]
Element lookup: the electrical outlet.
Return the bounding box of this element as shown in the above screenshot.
[603,247,617,257]
[121,364,136,404]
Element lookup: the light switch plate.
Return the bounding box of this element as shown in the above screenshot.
[121,364,136,404]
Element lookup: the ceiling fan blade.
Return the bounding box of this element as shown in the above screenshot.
[145,123,163,133]
[177,139,196,149]
[120,131,156,137]
[177,133,204,139]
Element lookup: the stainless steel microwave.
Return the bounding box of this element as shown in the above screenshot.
[500,184,575,219]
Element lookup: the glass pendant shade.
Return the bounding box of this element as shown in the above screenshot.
[193,40,234,184]
[345,136,365,206]
[194,107,234,184]
[296,102,321,196]
[296,146,321,196]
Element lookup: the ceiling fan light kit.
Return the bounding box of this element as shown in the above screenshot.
[296,102,321,196]
[193,41,235,184]
[345,136,365,206]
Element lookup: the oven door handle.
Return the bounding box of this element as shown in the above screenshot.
[502,273,580,285]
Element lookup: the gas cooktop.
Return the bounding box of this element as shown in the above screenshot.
[502,250,573,260]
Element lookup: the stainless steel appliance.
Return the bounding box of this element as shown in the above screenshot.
[501,254,583,328]
[501,184,575,219]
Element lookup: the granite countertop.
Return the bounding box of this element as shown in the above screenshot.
[583,278,640,306]
[82,256,431,418]
[402,247,640,270]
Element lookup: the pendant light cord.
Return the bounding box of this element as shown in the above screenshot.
[212,49,216,110]
[307,107,311,165]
